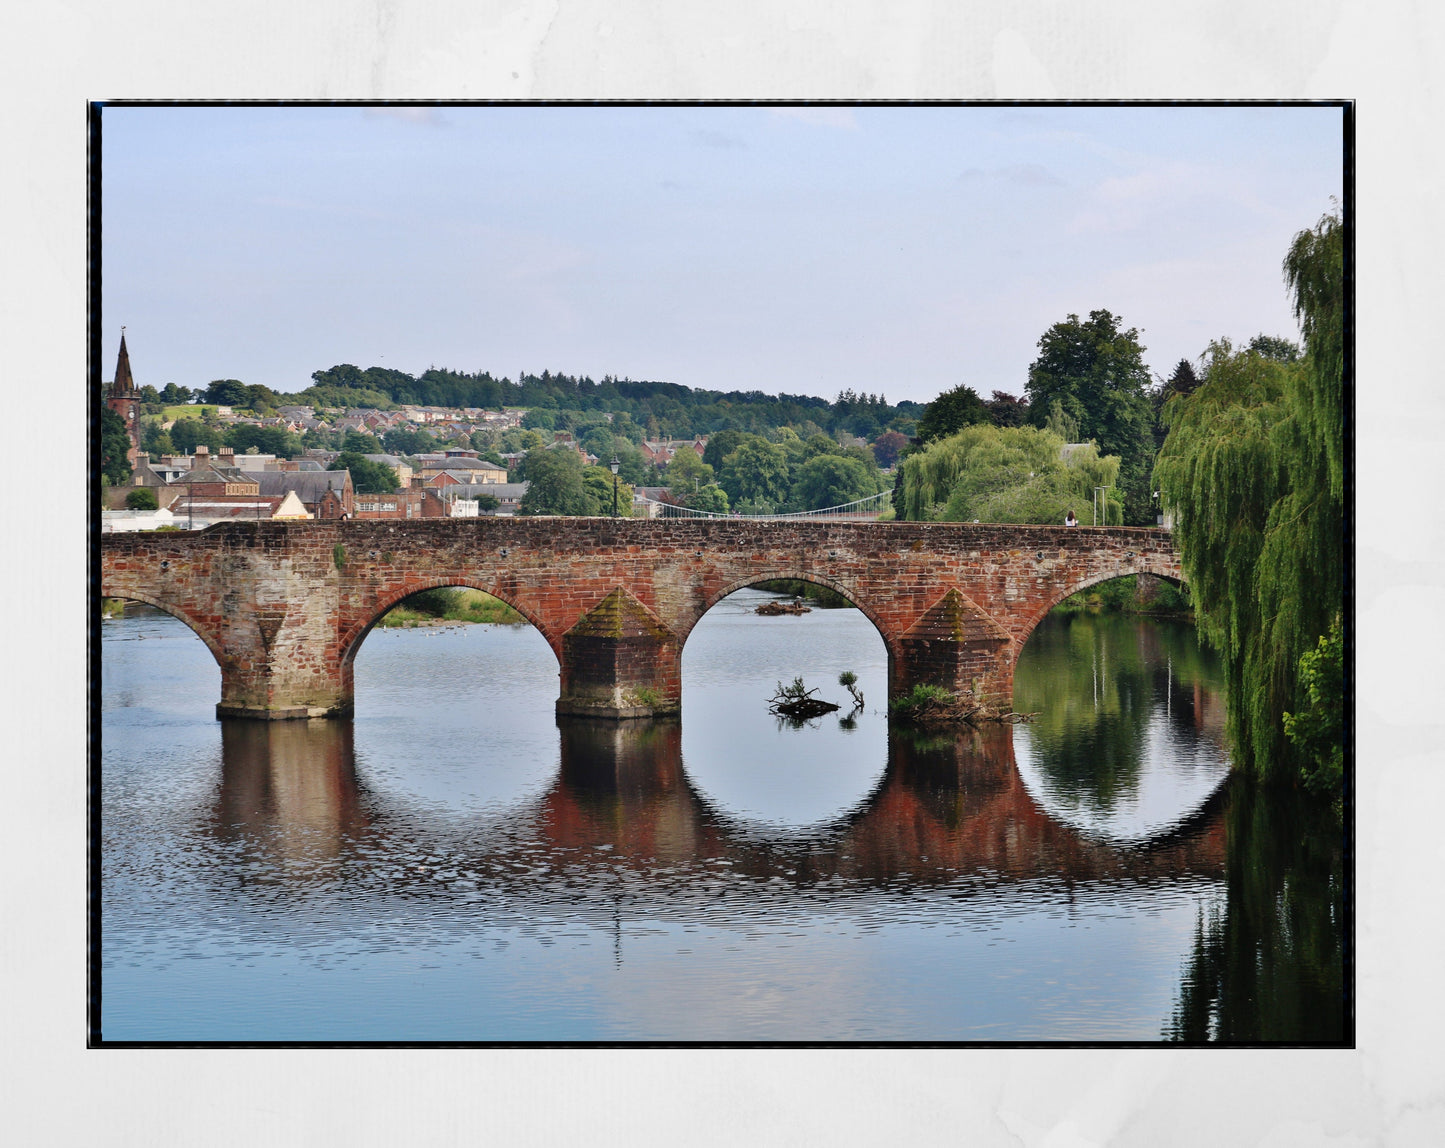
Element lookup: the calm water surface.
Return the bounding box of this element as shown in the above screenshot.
[98,590,1346,1042]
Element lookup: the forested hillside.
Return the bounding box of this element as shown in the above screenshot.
[302,365,922,445]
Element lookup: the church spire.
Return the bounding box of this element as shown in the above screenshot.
[113,329,136,396]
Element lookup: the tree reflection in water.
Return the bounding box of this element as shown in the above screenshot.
[1164,777,1347,1044]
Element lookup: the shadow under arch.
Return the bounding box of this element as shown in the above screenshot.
[679,569,893,655]
[339,578,560,670]
[100,591,226,669]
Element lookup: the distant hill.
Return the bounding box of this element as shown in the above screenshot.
[295,364,921,442]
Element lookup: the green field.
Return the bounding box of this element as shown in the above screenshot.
[161,404,224,422]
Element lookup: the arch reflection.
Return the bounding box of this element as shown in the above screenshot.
[1011,611,1231,844]
[205,713,1224,892]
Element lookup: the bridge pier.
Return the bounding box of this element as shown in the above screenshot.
[216,659,354,720]
[890,588,1018,713]
[554,589,682,720]
[214,601,355,720]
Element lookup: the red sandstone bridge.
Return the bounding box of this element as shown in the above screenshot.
[98,518,1181,721]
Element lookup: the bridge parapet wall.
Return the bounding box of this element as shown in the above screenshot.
[100,519,1181,720]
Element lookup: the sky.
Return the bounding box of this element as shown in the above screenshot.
[101,103,1344,406]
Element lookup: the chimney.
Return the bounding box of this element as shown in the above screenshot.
[219,446,235,466]
[192,445,209,469]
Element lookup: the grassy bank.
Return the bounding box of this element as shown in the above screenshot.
[1054,574,1192,618]
[750,579,854,609]
[378,588,524,627]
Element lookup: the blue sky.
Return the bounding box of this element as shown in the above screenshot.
[102,104,1343,405]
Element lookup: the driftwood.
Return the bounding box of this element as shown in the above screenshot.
[767,677,841,719]
[755,599,811,616]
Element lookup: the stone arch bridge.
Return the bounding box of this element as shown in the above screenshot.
[99,519,1181,721]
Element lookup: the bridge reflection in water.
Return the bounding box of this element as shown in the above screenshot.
[208,716,1227,900]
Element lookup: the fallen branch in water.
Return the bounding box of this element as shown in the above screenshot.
[768,676,841,719]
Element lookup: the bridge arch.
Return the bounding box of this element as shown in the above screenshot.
[1011,564,1187,657]
[683,569,893,655]
[99,589,227,669]
[339,577,560,668]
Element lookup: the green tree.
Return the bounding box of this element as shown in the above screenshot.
[705,427,751,468]
[1283,212,1345,502]
[1153,207,1344,795]
[899,423,1122,525]
[226,424,302,458]
[159,383,191,404]
[581,464,634,516]
[687,485,730,515]
[100,407,133,486]
[915,384,990,444]
[386,427,439,456]
[718,437,790,510]
[329,452,398,494]
[125,486,159,510]
[1163,358,1201,398]
[1026,310,1156,523]
[802,433,843,459]
[518,448,591,515]
[342,429,383,454]
[665,448,713,497]
[613,442,650,485]
[170,417,224,454]
[203,379,250,407]
[788,453,883,511]
[1284,617,1344,798]
[141,419,174,457]
[580,425,616,462]
[1247,333,1302,364]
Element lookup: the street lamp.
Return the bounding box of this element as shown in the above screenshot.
[610,456,620,518]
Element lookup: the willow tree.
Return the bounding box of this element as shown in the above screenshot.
[899,423,1122,524]
[1153,212,1344,789]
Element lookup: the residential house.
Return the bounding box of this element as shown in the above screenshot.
[424,481,528,516]
[169,489,312,528]
[415,451,508,484]
[353,487,449,520]
[363,454,413,487]
[639,437,708,468]
[255,469,355,518]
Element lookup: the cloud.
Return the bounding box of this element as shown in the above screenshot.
[768,106,857,130]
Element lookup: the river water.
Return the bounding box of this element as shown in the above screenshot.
[97,589,1347,1043]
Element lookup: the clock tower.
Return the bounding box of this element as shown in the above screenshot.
[106,331,142,466]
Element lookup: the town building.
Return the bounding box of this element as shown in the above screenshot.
[255,469,355,518]
[105,332,142,466]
